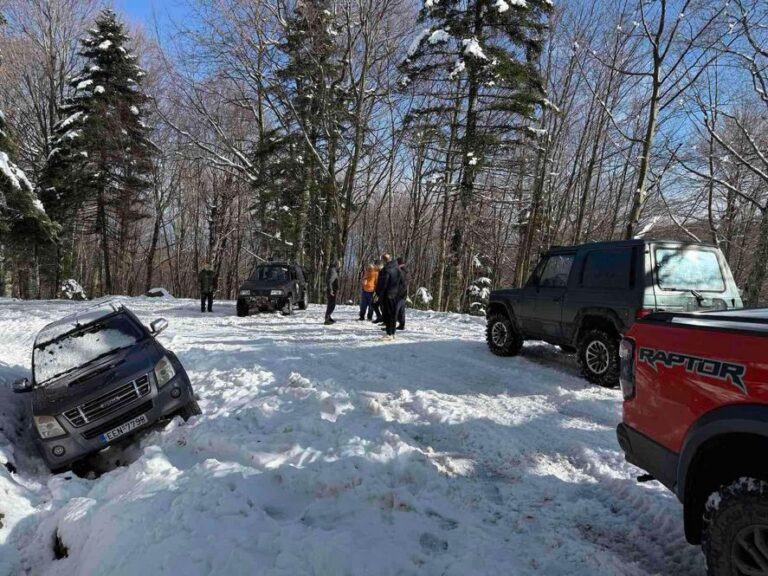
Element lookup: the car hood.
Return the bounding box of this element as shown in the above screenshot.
[32,339,161,413]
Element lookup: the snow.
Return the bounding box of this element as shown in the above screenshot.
[59,112,83,129]
[449,59,466,79]
[495,0,510,12]
[94,86,105,94]
[130,106,140,115]
[462,38,488,60]
[508,0,528,7]
[32,198,45,213]
[0,152,27,190]
[34,328,137,384]
[76,79,93,91]
[58,279,87,302]
[0,297,706,575]
[428,29,450,44]
[407,28,431,58]
[98,40,112,50]
[424,0,438,7]
[414,287,433,306]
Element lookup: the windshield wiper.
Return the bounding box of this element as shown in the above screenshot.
[689,290,704,305]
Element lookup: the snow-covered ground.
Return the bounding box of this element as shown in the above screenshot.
[0,297,704,575]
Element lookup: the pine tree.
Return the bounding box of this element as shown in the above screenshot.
[0,12,57,295]
[400,0,553,310]
[272,1,349,275]
[42,9,153,294]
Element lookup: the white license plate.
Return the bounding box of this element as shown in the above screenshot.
[98,413,149,443]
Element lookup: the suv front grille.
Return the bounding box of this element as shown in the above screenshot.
[64,375,151,427]
[82,400,153,440]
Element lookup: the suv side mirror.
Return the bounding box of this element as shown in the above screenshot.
[13,377,32,394]
[150,318,169,336]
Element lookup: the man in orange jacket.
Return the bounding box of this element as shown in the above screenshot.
[359,262,379,321]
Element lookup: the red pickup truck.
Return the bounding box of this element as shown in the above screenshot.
[617,309,768,576]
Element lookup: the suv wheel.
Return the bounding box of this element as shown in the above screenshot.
[577,329,619,387]
[703,478,768,576]
[179,399,202,421]
[236,300,249,317]
[283,297,293,316]
[486,314,523,356]
[298,296,307,311]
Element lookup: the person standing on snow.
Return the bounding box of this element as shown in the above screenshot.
[325,259,340,325]
[395,257,408,331]
[198,262,216,313]
[375,253,401,340]
[359,262,379,321]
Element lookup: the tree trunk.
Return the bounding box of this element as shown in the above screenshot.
[745,207,768,307]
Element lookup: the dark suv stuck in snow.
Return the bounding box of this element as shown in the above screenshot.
[486,240,742,386]
[13,303,200,472]
[236,262,308,316]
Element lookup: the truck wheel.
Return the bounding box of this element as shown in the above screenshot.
[577,329,620,387]
[179,399,202,421]
[703,478,768,576]
[486,314,523,356]
[282,297,293,316]
[236,300,249,317]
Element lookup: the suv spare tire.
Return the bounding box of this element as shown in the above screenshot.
[577,329,620,387]
[486,313,523,356]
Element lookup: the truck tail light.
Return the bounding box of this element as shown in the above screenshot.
[619,338,636,400]
[635,308,654,320]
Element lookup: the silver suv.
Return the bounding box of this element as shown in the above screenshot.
[13,303,200,472]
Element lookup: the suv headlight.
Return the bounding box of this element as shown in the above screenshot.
[270,289,283,296]
[239,289,251,296]
[34,416,67,439]
[155,356,176,388]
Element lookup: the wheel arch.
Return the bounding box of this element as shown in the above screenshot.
[572,309,624,345]
[486,301,521,333]
[678,405,768,544]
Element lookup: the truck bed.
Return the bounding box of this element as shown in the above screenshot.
[644,308,768,335]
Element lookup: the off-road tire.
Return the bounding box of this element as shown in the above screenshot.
[486,313,523,357]
[236,300,249,317]
[179,399,202,421]
[577,329,620,387]
[282,297,294,316]
[703,478,768,576]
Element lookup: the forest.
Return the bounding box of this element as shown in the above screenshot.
[1,0,767,311]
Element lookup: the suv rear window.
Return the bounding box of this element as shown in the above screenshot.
[34,315,143,385]
[582,249,632,289]
[655,248,725,292]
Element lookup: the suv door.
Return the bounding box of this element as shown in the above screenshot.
[518,254,574,340]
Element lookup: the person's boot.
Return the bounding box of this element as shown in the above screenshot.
[358,316,365,321]
[324,318,333,325]
[397,325,404,331]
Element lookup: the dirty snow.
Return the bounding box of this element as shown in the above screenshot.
[0,298,705,575]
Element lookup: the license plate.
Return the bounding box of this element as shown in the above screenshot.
[98,414,149,443]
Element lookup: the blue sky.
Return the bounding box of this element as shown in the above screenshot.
[114,0,191,38]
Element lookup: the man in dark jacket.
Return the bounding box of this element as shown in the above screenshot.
[396,257,408,331]
[199,262,216,313]
[325,259,340,325]
[375,253,401,339]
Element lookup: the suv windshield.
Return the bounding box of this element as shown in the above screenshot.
[655,248,725,292]
[251,266,289,282]
[33,314,143,385]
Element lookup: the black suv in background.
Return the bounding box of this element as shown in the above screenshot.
[236,262,308,317]
[486,240,743,386]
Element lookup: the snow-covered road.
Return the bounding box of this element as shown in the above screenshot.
[0,297,704,575]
